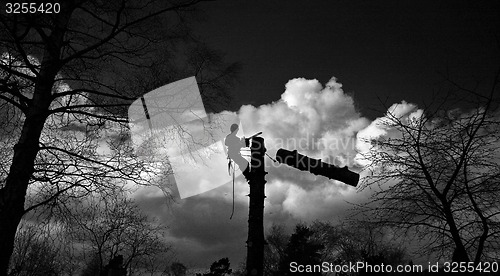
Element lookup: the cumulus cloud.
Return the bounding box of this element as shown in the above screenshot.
[136,77,444,269]
[240,77,369,166]
[354,101,423,167]
[147,90,498,268]
[146,77,374,264]
[238,77,369,204]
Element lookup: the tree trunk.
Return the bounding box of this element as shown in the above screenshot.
[0,39,64,276]
[0,108,50,275]
[445,209,470,263]
[451,246,469,262]
[246,137,267,276]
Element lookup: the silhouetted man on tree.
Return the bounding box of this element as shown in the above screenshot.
[225,124,251,180]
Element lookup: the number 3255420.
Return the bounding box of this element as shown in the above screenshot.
[5,3,60,14]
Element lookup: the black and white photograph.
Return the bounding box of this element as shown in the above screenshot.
[0,1,499,275]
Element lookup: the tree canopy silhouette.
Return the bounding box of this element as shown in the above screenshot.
[196,257,233,276]
[276,224,324,276]
[0,1,239,274]
[358,73,500,263]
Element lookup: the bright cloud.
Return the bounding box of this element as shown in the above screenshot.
[240,77,369,164]
[231,77,371,220]
[355,101,423,167]
[137,76,418,267]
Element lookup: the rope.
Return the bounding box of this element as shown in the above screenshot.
[229,162,235,220]
[265,152,278,163]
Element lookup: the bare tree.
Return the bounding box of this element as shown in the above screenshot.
[263,224,287,276]
[58,190,171,275]
[358,72,500,263]
[8,221,64,276]
[0,1,239,274]
[317,221,407,268]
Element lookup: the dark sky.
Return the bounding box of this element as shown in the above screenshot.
[194,0,500,118]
